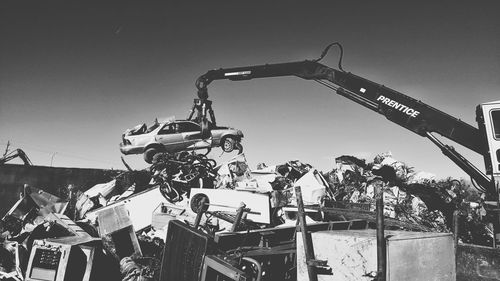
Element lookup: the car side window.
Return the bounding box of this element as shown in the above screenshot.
[178,122,201,132]
[491,110,500,139]
[158,124,174,135]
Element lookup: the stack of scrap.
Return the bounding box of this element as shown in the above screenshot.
[189,155,330,230]
[323,152,492,244]
[0,169,164,280]
[1,186,69,238]
[1,148,493,280]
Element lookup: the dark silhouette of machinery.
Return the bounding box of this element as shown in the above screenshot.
[1,148,33,165]
[187,87,217,139]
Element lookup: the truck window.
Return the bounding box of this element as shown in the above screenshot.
[491,110,500,139]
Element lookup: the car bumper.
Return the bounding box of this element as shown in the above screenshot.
[119,144,144,155]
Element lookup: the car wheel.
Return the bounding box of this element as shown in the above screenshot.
[143,147,159,164]
[222,137,236,153]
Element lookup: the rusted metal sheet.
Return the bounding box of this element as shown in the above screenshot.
[457,243,500,281]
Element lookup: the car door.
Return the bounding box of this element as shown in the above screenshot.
[178,121,212,150]
[155,123,184,151]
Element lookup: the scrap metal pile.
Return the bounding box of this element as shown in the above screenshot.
[323,152,492,245]
[0,151,492,280]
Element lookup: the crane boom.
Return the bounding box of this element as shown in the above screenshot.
[0,149,33,165]
[197,60,483,154]
[196,55,495,195]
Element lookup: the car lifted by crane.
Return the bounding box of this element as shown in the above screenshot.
[193,43,500,248]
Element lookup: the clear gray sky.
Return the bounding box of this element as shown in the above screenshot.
[1,1,499,179]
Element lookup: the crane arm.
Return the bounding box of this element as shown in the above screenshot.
[0,149,33,165]
[196,53,494,194]
[197,60,484,154]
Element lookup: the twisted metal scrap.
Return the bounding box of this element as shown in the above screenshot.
[150,152,217,203]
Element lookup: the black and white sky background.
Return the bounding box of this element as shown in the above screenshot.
[1,1,499,179]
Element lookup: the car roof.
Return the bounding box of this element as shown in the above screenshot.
[160,119,228,129]
[164,119,197,124]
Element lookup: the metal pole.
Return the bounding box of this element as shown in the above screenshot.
[295,186,318,281]
[375,180,386,281]
[231,202,246,232]
[23,184,29,198]
[453,210,460,247]
[67,184,76,221]
[491,222,497,248]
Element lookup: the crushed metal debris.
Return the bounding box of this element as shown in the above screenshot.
[0,151,495,280]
